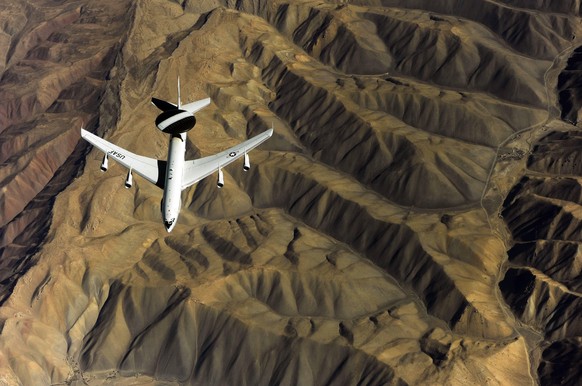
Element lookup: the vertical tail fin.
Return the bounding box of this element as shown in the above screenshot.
[177,76,181,109]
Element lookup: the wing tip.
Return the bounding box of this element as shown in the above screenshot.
[197,97,211,110]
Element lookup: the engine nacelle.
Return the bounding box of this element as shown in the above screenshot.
[155,109,196,134]
[125,169,133,189]
[243,152,250,171]
[100,154,108,172]
[217,167,224,188]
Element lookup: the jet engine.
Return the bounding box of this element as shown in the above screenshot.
[243,152,250,171]
[217,167,224,188]
[100,154,108,172]
[125,169,133,189]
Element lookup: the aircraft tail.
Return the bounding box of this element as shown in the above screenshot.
[177,76,181,109]
[151,77,211,113]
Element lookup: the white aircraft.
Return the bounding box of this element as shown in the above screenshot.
[81,79,273,232]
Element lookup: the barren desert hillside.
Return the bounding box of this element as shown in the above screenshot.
[0,0,581,384]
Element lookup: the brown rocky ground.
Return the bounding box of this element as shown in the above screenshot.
[0,0,581,384]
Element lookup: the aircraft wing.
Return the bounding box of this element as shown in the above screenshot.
[181,128,273,190]
[81,129,166,189]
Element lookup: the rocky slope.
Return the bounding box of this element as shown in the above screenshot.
[501,130,582,385]
[0,0,133,303]
[0,0,581,384]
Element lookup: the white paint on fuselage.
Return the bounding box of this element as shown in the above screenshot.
[162,132,186,232]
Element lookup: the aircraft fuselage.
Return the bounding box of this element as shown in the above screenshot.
[162,132,186,232]
[155,104,195,232]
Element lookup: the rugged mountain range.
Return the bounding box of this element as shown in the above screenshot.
[0,0,580,384]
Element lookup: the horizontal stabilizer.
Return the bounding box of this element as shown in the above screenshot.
[182,97,211,114]
[151,98,177,112]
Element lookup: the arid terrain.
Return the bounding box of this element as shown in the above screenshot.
[0,0,581,384]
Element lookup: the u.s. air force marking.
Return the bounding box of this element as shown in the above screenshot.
[108,150,125,160]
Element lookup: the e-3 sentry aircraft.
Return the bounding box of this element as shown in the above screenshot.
[81,79,273,232]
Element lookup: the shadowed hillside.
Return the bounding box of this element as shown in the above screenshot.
[0,0,581,384]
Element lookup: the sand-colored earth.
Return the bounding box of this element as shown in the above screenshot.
[0,0,581,384]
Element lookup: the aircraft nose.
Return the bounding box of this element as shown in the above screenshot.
[164,219,175,232]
